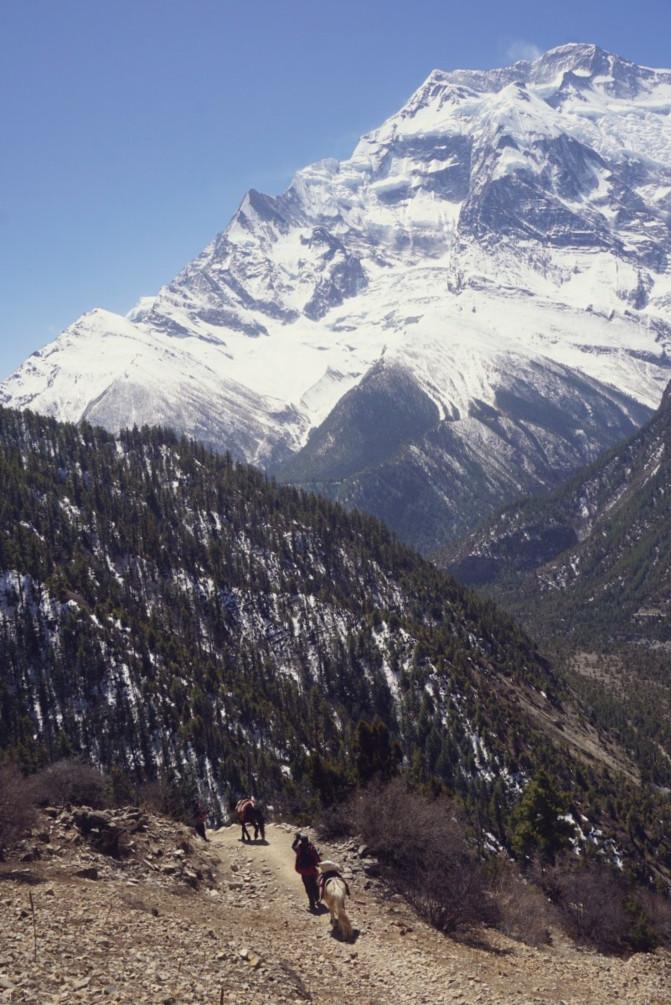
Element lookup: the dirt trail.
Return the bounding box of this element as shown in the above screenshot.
[1,811,670,1004]
[208,823,671,1005]
[211,822,299,897]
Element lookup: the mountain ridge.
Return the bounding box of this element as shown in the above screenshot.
[441,377,671,793]
[4,42,671,549]
[0,405,560,794]
[443,378,671,643]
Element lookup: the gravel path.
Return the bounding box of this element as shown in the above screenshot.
[0,815,669,1004]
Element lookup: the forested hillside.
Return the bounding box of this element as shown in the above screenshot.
[0,406,669,874]
[442,382,671,796]
[445,381,671,644]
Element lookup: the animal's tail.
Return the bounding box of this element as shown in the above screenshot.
[336,901,353,941]
[330,882,353,940]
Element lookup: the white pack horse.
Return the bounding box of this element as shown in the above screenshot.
[318,860,353,941]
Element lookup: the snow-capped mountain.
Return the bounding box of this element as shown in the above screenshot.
[5,42,671,549]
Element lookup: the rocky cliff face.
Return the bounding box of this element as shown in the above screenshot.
[5,44,671,549]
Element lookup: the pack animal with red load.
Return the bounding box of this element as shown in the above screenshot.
[233,796,266,842]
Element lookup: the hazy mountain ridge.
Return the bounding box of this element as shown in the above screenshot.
[442,380,671,795]
[444,380,671,642]
[4,43,671,548]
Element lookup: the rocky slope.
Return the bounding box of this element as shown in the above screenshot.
[5,43,671,549]
[1,816,669,1005]
[444,379,671,643]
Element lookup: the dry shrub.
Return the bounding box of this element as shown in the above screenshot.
[348,779,496,933]
[0,764,37,858]
[139,777,195,825]
[489,863,556,946]
[319,780,671,953]
[553,866,632,953]
[638,888,670,948]
[316,800,354,841]
[32,759,110,809]
[637,887,671,947]
[540,860,671,955]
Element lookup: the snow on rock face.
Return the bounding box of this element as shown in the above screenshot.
[5,43,671,547]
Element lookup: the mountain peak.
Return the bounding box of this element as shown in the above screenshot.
[3,43,671,552]
[533,42,625,79]
[410,43,664,108]
[538,41,610,63]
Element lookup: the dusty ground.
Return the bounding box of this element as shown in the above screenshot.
[0,813,670,1004]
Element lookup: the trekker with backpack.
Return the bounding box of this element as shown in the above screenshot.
[192,798,209,841]
[292,832,321,911]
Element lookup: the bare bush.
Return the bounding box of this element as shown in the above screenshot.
[0,764,37,858]
[348,779,496,933]
[32,759,110,809]
[539,860,671,955]
[489,863,555,946]
[322,779,671,953]
[139,777,195,825]
[316,800,354,841]
[637,888,671,948]
[553,865,631,952]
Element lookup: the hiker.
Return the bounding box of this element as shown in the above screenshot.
[193,799,209,841]
[292,832,321,910]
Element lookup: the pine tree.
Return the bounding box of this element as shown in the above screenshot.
[511,771,574,865]
[354,718,402,786]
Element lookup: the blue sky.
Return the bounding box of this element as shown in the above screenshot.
[2,0,671,380]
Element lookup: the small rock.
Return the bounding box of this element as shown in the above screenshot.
[75,867,99,880]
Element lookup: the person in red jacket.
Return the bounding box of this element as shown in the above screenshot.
[291,832,321,911]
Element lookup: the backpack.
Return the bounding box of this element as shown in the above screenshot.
[296,841,319,870]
